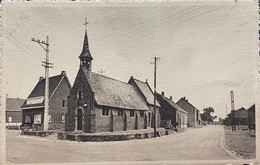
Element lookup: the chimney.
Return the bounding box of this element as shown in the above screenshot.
[39,76,44,82]
[161,91,164,96]
[6,94,8,98]
[170,96,172,100]
[145,79,148,83]
[61,71,66,75]
[130,76,133,79]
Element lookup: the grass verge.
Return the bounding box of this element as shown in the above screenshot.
[224,126,255,159]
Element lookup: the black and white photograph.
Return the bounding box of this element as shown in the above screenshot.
[0,1,258,164]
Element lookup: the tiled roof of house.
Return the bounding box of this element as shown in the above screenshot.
[21,72,71,109]
[128,77,160,106]
[177,97,199,112]
[247,104,255,111]
[83,70,149,110]
[156,93,187,114]
[6,98,25,111]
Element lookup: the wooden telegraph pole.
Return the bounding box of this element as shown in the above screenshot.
[230,90,235,131]
[31,36,53,131]
[152,57,160,137]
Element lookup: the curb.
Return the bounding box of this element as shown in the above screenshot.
[223,141,248,159]
[221,131,247,159]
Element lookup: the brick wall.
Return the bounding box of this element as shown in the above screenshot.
[48,77,70,130]
[6,111,22,123]
[176,100,196,127]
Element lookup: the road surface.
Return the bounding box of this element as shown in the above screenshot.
[6,125,237,164]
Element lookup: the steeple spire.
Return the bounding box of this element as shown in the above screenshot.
[79,18,93,71]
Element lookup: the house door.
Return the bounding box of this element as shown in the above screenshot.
[77,109,83,130]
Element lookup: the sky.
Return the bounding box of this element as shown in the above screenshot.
[2,2,258,119]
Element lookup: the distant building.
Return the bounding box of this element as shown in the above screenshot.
[156,92,188,128]
[176,97,200,127]
[6,97,25,127]
[21,71,71,130]
[65,25,154,133]
[247,104,255,130]
[231,107,248,126]
[128,77,160,128]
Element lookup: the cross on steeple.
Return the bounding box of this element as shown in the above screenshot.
[84,18,89,30]
[79,18,93,71]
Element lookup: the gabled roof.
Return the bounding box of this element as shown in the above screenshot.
[6,98,25,111]
[128,77,160,106]
[247,104,255,111]
[21,72,71,109]
[177,97,199,111]
[156,93,187,114]
[83,69,149,110]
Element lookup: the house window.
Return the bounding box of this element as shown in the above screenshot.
[34,114,41,124]
[25,116,31,124]
[102,108,109,116]
[77,91,83,100]
[118,109,123,116]
[130,110,134,117]
[140,111,144,117]
[48,115,51,122]
[62,115,65,123]
[8,117,12,123]
[62,100,66,108]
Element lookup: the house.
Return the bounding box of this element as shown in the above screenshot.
[6,97,25,127]
[231,107,248,126]
[21,71,71,130]
[156,92,188,128]
[247,104,255,130]
[128,77,160,128]
[176,97,200,127]
[65,24,154,133]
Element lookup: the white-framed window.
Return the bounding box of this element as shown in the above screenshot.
[62,115,65,123]
[8,117,12,123]
[130,110,134,117]
[34,114,41,124]
[48,115,51,122]
[26,96,44,105]
[25,115,31,124]
[77,91,83,100]
[102,108,109,116]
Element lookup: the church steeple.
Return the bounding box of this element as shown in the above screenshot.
[79,18,93,71]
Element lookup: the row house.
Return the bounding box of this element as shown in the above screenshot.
[176,97,201,127]
[21,71,71,130]
[156,92,188,128]
[6,97,25,126]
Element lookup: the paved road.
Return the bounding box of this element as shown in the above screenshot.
[6,125,237,164]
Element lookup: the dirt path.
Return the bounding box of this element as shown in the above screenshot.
[6,125,238,164]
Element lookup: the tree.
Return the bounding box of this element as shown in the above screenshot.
[200,107,217,124]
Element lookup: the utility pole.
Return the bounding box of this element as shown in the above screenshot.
[230,90,235,131]
[31,36,53,131]
[98,69,105,75]
[152,57,160,137]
